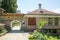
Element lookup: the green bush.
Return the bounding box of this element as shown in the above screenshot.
[28,35,33,39]
[0,29,2,34]
[28,20,59,40]
[57,36,60,39]
[28,30,59,40]
[28,30,44,40]
[0,29,7,36]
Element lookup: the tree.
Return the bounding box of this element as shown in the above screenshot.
[1,0,17,13]
[37,20,47,32]
[38,20,47,29]
[0,0,2,7]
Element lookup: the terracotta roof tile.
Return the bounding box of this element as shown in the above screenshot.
[28,9,58,14]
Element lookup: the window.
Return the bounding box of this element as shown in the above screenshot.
[48,18,53,26]
[54,18,58,26]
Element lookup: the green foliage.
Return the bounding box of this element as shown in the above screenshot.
[1,0,17,13]
[0,2,1,7]
[28,35,33,39]
[12,21,20,26]
[28,30,59,40]
[0,29,7,36]
[0,29,2,34]
[28,20,60,40]
[38,20,47,29]
[0,29,7,34]
[29,30,44,40]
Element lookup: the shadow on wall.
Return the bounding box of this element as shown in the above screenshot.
[5,26,12,32]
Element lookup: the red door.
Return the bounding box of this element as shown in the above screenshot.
[28,17,36,25]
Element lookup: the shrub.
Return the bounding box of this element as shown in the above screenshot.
[0,29,7,36]
[28,20,59,40]
[28,30,44,40]
[28,35,33,39]
[28,30,59,40]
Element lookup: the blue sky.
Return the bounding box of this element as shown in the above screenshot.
[17,0,60,13]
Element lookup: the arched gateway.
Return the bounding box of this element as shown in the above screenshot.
[0,13,24,31]
[10,20,21,30]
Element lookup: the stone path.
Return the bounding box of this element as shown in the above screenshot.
[0,30,30,40]
[0,26,30,40]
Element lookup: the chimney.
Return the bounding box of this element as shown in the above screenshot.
[38,4,43,13]
[39,4,41,11]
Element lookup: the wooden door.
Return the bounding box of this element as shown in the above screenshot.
[28,17,36,25]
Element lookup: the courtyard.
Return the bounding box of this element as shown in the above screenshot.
[0,21,30,40]
[0,26,30,40]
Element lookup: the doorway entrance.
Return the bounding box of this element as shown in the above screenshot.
[27,17,36,29]
[10,20,21,30]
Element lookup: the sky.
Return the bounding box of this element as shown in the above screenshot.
[17,0,60,13]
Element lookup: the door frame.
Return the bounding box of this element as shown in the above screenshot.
[27,17,36,29]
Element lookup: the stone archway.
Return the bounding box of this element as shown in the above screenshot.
[10,20,21,30]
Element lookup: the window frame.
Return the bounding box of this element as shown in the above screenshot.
[54,18,58,26]
[48,18,53,26]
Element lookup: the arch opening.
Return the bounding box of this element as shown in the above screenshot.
[10,20,21,30]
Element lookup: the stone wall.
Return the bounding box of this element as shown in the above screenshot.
[0,13,24,31]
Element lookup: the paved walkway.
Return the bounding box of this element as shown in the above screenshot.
[0,31,30,40]
[0,26,30,40]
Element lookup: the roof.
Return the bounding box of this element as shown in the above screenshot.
[28,9,59,14]
[0,8,5,11]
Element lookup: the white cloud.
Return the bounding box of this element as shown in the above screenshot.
[53,8,60,14]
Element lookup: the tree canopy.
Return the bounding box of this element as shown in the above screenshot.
[1,0,17,13]
[0,0,2,7]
